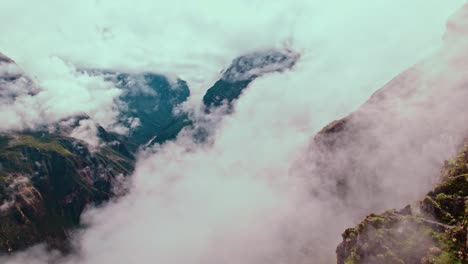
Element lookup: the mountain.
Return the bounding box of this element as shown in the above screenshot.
[146,49,300,145]
[0,55,136,253]
[0,130,134,253]
[299,12,468,262]
[203,49,299,111]
[306,69,468,262]
[94,71,191,146]
[3,34,468,262]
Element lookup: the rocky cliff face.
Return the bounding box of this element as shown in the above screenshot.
[336,143,468,264]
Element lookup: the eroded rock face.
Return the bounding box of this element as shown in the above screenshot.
[336,143,468,264]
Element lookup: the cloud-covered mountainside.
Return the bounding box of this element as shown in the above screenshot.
[0,49,297,254]
[293,5,468,262]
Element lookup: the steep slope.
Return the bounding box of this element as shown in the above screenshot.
[0,131,134,253]
[300,37,468,213]
[336,143,468,263]
[290,6,468,262]
[290,62,468,262]
[203,49,298,111]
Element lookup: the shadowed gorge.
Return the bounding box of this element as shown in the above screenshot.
[94,71,191,146]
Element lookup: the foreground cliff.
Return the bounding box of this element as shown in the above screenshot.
[336,142,468,264]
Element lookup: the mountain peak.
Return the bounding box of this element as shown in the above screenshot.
[203,49,299,110]
[221,49,299,82]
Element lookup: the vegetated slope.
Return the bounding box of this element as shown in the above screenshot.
[0,131,134,253]
[336,143,468,264]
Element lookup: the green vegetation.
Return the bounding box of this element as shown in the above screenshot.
[429,231,461,264]
[10,135,73,156]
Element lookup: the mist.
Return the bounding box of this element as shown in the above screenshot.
[0,1,467,263]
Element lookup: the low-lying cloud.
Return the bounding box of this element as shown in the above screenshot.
[0,57,122,132]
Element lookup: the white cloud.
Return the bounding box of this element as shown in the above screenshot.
[0,56,123,134]
[69,119,101,149]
